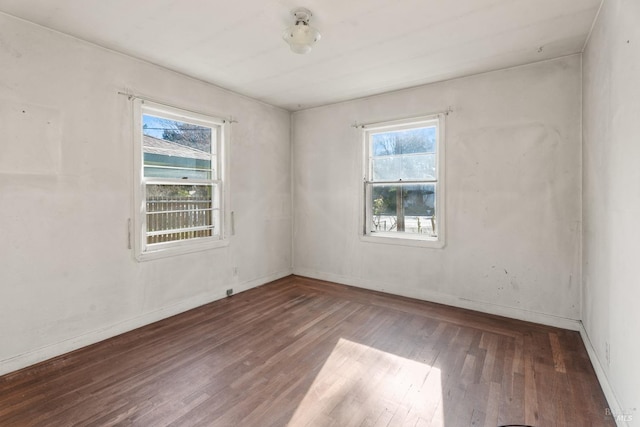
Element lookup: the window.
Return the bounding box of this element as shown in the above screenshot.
[362,114,445,247]
[133,99,228,260]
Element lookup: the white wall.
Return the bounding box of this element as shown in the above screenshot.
[0,13,292,375]
[293,56,582,327]
[1,7,634,421]
[583,0,640,424]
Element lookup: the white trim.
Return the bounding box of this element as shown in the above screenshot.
[132,99,231,261]
[579,324,628,427]
[360,113,446,248]
[362,116,439,132]
[0,269,292,377]
[293,269,581,331]
[139,100,227,127]
[360,232,444,249]
[136,237,230,261]
[353,107,453,129]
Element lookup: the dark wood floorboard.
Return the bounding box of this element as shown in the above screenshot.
[0,275,615,426]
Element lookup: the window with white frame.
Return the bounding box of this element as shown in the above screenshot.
[362,114,445,246]
[133,99,228,260]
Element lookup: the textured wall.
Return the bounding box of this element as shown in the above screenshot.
[0,13,292,374]
[293,56,582,326]
[583,0,640,423]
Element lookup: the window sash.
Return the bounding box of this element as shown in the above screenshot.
[133,99,228,260]
[362,114,444,244]
[364,181,438,237]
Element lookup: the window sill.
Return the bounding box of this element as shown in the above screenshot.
[136,237,229,261]
[360,232,445,249]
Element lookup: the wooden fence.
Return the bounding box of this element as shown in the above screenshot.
[146,198,214,244]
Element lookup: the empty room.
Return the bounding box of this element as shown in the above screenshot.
[0,0,638,426]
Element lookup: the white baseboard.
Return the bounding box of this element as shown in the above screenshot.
[0,269,292,377]
[293,269,582,331]
[579,324,627,427]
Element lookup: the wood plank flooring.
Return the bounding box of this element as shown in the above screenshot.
[0,275,615,426]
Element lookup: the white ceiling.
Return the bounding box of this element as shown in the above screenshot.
[0,0,601,111]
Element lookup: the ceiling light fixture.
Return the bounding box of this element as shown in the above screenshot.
[283,8,321,54]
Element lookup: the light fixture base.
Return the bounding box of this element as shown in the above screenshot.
[292,8,312,24]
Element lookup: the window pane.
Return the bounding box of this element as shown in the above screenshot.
[370,183,436,236]
[145,184,219,244]
[142,114,214,179]
[143,166,211,180]
[372,153,436,181]
[371,126,436,156]
[372,156,401,180]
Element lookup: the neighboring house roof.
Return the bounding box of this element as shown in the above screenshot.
[143,134,211,160]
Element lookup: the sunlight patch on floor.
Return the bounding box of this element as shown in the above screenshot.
[288,338,444,426]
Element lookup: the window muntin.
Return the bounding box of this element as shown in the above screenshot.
[363,115,444,245]
[133,100,227,259]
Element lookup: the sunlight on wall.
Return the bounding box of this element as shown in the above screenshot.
[288,338,444,426]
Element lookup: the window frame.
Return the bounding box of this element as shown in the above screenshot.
[360,114,445,248]
[132,99,229,261]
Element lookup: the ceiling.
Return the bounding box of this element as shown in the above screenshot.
[0,0,601,111]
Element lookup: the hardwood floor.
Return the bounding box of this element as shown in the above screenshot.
[0,276,614,426]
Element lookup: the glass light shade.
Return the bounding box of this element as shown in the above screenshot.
[283,22,321,54]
